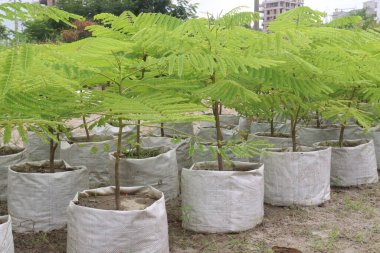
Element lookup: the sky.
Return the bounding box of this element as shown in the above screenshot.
[195,0,367,19]
[0,0,371,29]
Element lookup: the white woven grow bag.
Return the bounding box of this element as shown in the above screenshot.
[0,215,14,253]
[315,139,378,187]
[369,128,380,169]
[92,123,136,140]
[247,133,295,162]
[250,122,291,134]
[298,126,364,146]
[67,186,169,253]
[141,136,192,171]
[199,115,239,129]
[181,161,264,233]
[60,135,116,188]
[25,131,61,161]
[109,147,179,200]
[154,122,194,138]
[261,147,331,206]
[7,160,89,233]
[0,147,27,201]
[248,132,294,148]
[195,127,239,142]
[191,143,249,164]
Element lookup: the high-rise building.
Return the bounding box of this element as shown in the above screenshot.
[39,0,56,6]
[363,0,380,22]
[261,0,304,30]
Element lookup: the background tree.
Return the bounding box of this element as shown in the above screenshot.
[22,18,66,42]
[350,8,377,30]
[167,0,198,20]
[56,0,197,19]
[0,23,11,41]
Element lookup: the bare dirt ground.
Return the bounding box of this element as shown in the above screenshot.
[1,182,379,253]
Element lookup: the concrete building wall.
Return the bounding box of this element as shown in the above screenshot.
[261,0,304,30]
[363,0,380,22]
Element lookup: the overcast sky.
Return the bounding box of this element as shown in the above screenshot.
[196,0,367,18]
[0,0,370,28]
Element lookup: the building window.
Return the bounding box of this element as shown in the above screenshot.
[267,10,270,15]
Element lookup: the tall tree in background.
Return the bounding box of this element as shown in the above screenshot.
[56,0,197,19]
[0,23,11,41]
[22,0,198,42]
[168,0,198,20]
[350,8,377,30]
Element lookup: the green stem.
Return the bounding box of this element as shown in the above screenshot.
[136,120,141,158]
[114,118,123,210]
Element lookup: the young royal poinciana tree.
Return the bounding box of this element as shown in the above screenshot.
[0,2,85,171]
[51,12,206,209]
[146,8,282,170]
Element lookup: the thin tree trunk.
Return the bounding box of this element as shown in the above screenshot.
[339,88,357,148]
[338,125,346,148]
[49,139,56,173]
[219,103,222,115]
[213,102,224,171]
[291,106,301,152]
[82,115,90,141]
[291,120,297,152]
[160,123,165,137]
[49,130,59,173]
[114,118,123,210]
[270,110,275,137]
[316,110,321,128]
[136,120,141,158]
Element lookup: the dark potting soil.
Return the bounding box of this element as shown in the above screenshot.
[11,165,74,174]
[78,193,156,211]
[0,146,23,156]
[193,162,262,172]
[119,149,161,159]
[256,132,291,138]
[68,135,111,143]
[319,140,364,148]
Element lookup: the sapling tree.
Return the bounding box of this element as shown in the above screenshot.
[253,7,380,150]
[51,12,207,209]
[146,8,283,170]
[0,2,88,172]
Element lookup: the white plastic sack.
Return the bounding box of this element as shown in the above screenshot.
[248,133,294,148]
[60,135,116,188]
[247,133,295,162]
[153,122,194,138]
[67,186,169,253]
[199,115,239,129]
[298,126,365,146]
[0,147,27,201]
[195,127,239,142]
[25,131,61,161]
[237,117,252,139]
[92,123,136,141]
[315,139,378,187]
[141,136,192,171]
[0,215,14,253]
[191,143,249,163]
[261,147,331,206]
[109,147,179,200]
[181,161,264,233]
[250,122,291,134]
[8,160,89,233]
[368,127,380,169]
